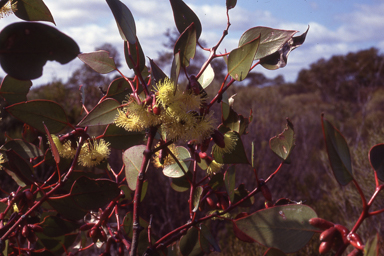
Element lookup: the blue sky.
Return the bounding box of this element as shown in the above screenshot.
[0,0,383,85]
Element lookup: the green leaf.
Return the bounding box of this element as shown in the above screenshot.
[239,27,297,60]
[174,23,197,68]
[171,51,181,85]
[140,180,148,202]
[263,248,287,256]
[4,149,35,186]
[105,77,133,103]
[35,232,77,254]
[2,139,43,159]
[123,145,146,190]
[12,0,55,24]
[0,75,32,105]
[269,119,295,163]
[198,64,214,89]
[321,116,353,186]
[180,227,199,256]
[226,0,237,9]
[260,27,309,70]
[232,184,254,207]
[234,204,318,253]
[47,197,88,220]
[222,107,250,135]
[365,234,379,256]
[149,58,168,86]
[213,133,249,165]
[170,0,202,40]
[208,172,224,191]
[102,124,145,150]
[171,171,192,192]
[369,144,384,182]
[200,224,221,252]
[163,146,191,178]
[122,212,149,239]
[228,36,260,81]
[192,186,203,212]
[0,22,79,80]
[124,40,145,72]
[39,215,78,237]
[5,100,69,133]
[224,165,236,203]
[78,50,117,74]
[69,176,120,211]
[78,98,120,126]
[106,0,136,44]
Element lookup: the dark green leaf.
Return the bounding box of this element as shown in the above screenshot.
[174,23,197,68]
[2,139,43,159]
[106,0,136,44]
[149,58,168,86]
[234,205,318,253]
[77,98,120,126]
[105,77,132,103]
[170,0,202,40]
[163,146,191,178]
[208,172,224,191]
[263,248,287,256]
[260,27,309,70]
[123,145,146,190]
[35,233,77,254]
[12,0,55,24]
[122,212,148,239]
[78,50,117,74]
[0,75,32,104]
[222,107,250,135]
[200,224,221,252]
[39,215,78,237]
[47,197,88,220]
[124,40,145,72]
[5,100,68,133]
[180,227,199,256]
[228,36,260,81]
[232,184,253,207]
[369,144,384,182]
[224,165,236,203]
[140,180,148,202]
[0,22,79,80]
[171,171,192,192]
[5,149,35,186]
[102,124,145,150]
[69,176,120,211]
[239,27,297,60]
[226,0,237,9]
[269,119,295,163]
[213,133,249,165]
[192,186,203,212]
[321,116,353,186]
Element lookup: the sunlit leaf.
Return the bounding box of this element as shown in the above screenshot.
[0,22,79,80]
[170,0,202,40]
[171,51,181,85]
[234,205,318,253]
[228,36,260,81]
[192,186,203,212]
[198,64,214,89]
[163,146,191,178]
[0,75,32,105]
[269,119,295,163]
[224,165,236,203]
[2,139,43,159]
[365,234,379,256]
[369,144,384,182]
[5,100,69,133]
[12,0,55,24]
[260,27,309,70]
[174,23,197,68]
[123,145,146,190]
[106,0,136,44]
[78,98,120,126]
[239,27,297,60]
[102,124,145,150]
[44,123,60,164]
[321,115,353,186]
[78,50,117,74]
[171,171,192,192]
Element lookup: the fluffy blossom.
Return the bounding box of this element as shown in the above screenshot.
[78,139,111,167]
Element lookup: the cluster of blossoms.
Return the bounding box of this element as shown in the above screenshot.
[50,135,111,167]
[0,0,16,19]
[115,78,215,143]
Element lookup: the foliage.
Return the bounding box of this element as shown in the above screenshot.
[0,1,382,256]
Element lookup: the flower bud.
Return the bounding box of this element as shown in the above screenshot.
[22,225,29,238]
[319,241,332,254]
[200,138,211,152]
[264,200,273,208]
[199,152,208,160]
[260,183,272,202]
[320,227,337,242]
[80,223,96,231]
[348,233,364,250]
[334,224,349,243]
[309,218,334,230]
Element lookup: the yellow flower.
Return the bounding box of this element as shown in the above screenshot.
[49,135,77,159]
[152,143,178,168]
[0,153,5,169]
[153,78,177,107]
[207,160,223,176]
[212,131,238,155]
[78,139,111,167]
[0,0,16,19]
